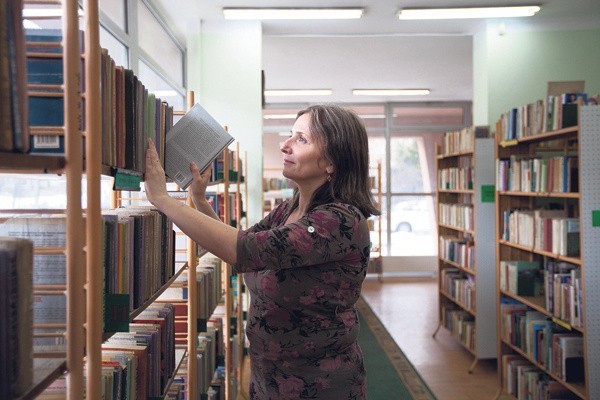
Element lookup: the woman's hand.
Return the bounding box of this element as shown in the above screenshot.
[188,162,212,209]
[145,138,170,208]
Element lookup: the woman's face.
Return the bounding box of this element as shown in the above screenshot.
[280,113,332,189]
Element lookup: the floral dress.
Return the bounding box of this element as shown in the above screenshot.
[234,201,371,400]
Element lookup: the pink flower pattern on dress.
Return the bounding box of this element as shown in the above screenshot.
[236,202,369,399]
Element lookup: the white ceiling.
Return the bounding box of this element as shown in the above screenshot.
[150,0,600,104]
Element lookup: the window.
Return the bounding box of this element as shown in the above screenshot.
[388,134,440,256]
[99,0,127,31]
[138,60,184,110]
[100,26,128,68]
[137,1,184,87]
[263,102,471,259]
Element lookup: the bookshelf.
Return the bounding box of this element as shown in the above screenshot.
[2,1,214,398]
[367,162,383,281]
[494,103,600,399]
[0,0,91,398]
[433,126,497,372]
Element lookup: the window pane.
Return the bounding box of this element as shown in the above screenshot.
[0,175,114,209]
[138,1,183,86]
[99,0,126,31]
[392,106,464,126]
[389,195,437,256]
[368,135,386,196]
[346,104,386,129]
[100,26,128,68]
[390,134,440,193]
[138,60,184,110]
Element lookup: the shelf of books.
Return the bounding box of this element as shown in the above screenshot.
[1,0,90,398]
[367,162,383,281]
[1,0,222,397]
[494,95,600,399]
[434,126,497,372]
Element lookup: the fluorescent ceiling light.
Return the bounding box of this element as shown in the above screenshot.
[353,89,430,96]
[265,89,333,96]
[398,6,541,20]
[23,8,84,18]
[359,114,386,119]
[223,8,364,20]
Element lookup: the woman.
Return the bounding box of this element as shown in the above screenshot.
[145,104,379,399]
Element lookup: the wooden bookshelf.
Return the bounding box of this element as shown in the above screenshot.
[494,104,600,399]
[434,126,497,373]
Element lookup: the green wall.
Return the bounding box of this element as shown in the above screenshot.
[484,29,600,130]
[186,21,264,225]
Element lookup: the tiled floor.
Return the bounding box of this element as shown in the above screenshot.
[361,276,508,400]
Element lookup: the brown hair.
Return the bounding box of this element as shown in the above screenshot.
[289,104,380,218]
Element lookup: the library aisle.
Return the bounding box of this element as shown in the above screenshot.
[361,277,511,400]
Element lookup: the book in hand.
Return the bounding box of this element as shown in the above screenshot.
[164,103,234,189]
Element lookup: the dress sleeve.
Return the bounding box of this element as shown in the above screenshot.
[234,203,370,272]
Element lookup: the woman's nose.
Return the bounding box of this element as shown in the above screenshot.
[280,138,291,153]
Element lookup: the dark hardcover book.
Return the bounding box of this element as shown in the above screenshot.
[124,69,136,170]
[0,238,33,396]
[8,0,29,152]
[561,93,587,128]
[0,0,13,151]
[27,57,63,85]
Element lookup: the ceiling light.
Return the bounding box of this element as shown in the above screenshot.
[265,89,333,96]
[353,89,430,96]
[223,8,364,20]
[398,6,541,20]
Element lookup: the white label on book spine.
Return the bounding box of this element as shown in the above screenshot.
[33,135,60,149]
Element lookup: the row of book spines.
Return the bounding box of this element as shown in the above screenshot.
[500,260,582,328]
[496,156,578,193]
[103,303,177,397]
[40,307,225,399]
[502,210,580,257]
[263,177,295,191]
[21,30,175,173]
[102,208,176,310]
[440,269,475,311]
[441,303,475,351]
[158,261,224,320]
[439,235,474,270]
[497,93,598,141]
[0,0,29,153]
[500,305,584,383]
[502,354,577,399]
[438,203,473,231]
[441,126,475,155]
[165,366,225,400]
[437,166,474,191]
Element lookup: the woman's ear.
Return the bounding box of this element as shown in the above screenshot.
[326,163,335,175]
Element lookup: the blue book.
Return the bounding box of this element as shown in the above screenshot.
[27,57,63,85]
